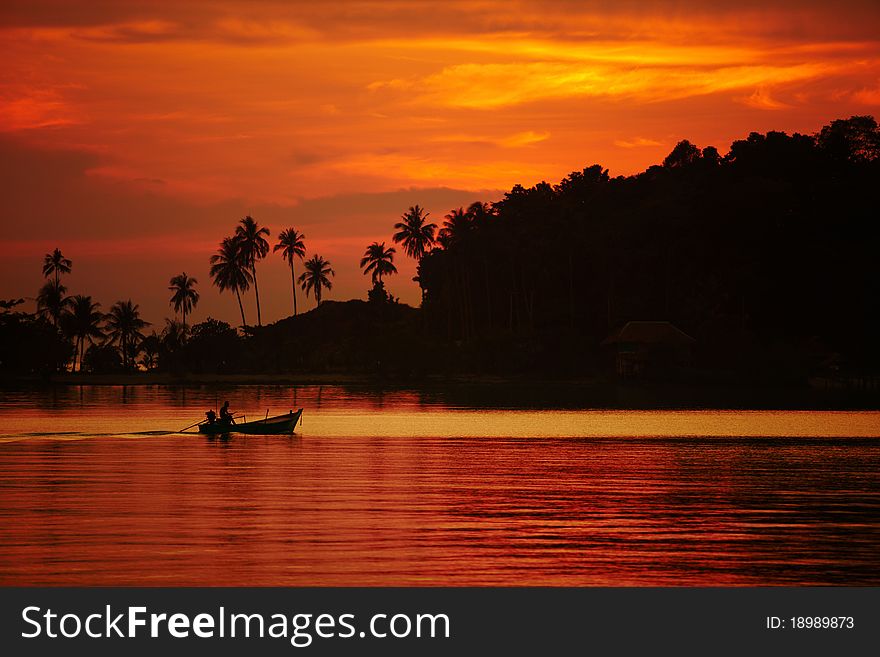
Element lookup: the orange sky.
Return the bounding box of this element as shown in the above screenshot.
[2,0,879,325]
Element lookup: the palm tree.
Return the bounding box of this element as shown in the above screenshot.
[168,272,199,329]
[438,207,472,248]
[210,237,252,327]
[438,206,476,337]
[233,216,270,326]
[274,228,307,316]
[467,201,494,228]
[42,248,72,286]
[66,295,103,372]
[360,242,398,284]
[105,300,149,370]
[36,279,69,328]
[467,201,496,326]
[392,205,436,260]
[161,318,188,355]
[139,332,161,371]
[298,255,335,306]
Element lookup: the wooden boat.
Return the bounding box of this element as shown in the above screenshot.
[198,409,303,435]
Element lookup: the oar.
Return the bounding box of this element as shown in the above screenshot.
[178,419,204,433]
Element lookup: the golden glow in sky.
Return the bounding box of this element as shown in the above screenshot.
[1,0,879,321]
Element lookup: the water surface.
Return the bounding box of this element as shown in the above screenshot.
[1,385,878,585]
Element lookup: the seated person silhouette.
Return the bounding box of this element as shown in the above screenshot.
[219,401,234,425]
[205,409,217,424]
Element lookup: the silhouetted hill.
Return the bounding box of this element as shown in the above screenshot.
[242,300,430,377]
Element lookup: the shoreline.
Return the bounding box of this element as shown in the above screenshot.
[3,372,530,387]
[2,372,879,410]
[14,372,385,386]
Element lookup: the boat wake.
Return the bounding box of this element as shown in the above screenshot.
[0,429,184,442]
[129,430,179,436]
[18,431,81,437]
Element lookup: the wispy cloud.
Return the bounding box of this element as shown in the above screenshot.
[741,87,791,109]
[852,82,880,105]
[427,131,550,148]
[369,47,842,109]
[497,131,550,147]
[0,91,80,131]
[330,152,548,189]
[614,137,663,149]
[71,20,182,43]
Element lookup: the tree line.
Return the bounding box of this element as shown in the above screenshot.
[410,115,880,379]
[2,115,878,380]
[0,212,422,374]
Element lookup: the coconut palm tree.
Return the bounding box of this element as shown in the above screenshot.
[36,279,69,328]
[161,318,188,356]
[42,248,72,287]
[233,216,270,326]
[139,332,161,371]
[168,272,199,329]
[392,205,436,260]
[104,300,149,370]
[467,201,496,325]
[438,207,472,248]
[298,255,335,306]
[467,201,494,228]
[274,228,307,316]
[66,295,103,372]
[210,237,252,327]
[437,206,477,337]
[360,242,398,284]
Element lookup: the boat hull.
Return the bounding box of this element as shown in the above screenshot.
[198,409,303,435]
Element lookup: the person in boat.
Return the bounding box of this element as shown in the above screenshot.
[205,409,217,424]
[219,400,234,425]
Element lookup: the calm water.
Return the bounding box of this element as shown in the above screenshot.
[0,385,878,586]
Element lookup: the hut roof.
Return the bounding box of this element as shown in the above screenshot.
[602,321,695,346]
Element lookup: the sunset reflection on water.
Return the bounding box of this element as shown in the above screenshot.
[0,386,878,586]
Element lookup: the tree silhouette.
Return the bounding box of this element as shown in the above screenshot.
[435,207,478,335]
[6,114,878,383]
[168,272,199,329]
[210,237,252,327]
[161,318,188,358]
[65,295,103,372]
[360,242,398,284]
[234,216,270,326]
[817,115,880,162]
[438,207,472,248]
[105,300,149,370]
[139,332,161,371]
[299,255,335,306]
[0,298,25,312]
[466,201,494,227]
[274,228,307,316]
[36,279,69,328]
[81,343,123,373]
[393,205,436,260]
[42,248,72,287]
[663,139,702,168]
[465,201,497,327]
